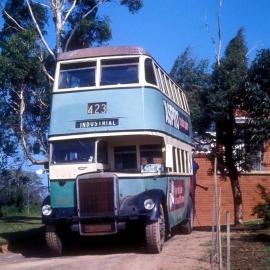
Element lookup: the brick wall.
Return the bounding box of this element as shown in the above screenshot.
[194,155,270,226]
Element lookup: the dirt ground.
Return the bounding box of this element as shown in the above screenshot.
[223,226,270,270]
[0,230,211,270]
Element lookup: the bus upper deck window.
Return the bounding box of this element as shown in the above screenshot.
[100,58,139,86]
[145,59,157,85]
[59,62,96,89]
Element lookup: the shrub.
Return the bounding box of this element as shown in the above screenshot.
[253,184,270,226]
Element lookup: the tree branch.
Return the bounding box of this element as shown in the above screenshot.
[32,0,50,8]
[63,0,76,26]
[3,9,25,31]
[25,0,56,60]
[19,86,48,165]
[216,0,222,66]
[42,64,55,82]
[64,0,106,52]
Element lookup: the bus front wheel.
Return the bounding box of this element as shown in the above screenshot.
[145,204,166,253]
[45,225,63,256]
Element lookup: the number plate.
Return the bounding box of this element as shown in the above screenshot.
[88,102,107,114]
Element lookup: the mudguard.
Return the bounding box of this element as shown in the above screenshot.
[119,189,165,221]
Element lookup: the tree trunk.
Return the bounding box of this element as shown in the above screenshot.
[218,112,244,225]
[229,173,244,224]
[224,122,244,225]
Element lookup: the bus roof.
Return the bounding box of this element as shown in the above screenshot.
[58,46,150,61]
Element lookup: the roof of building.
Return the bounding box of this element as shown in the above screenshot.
[58,46,150,61]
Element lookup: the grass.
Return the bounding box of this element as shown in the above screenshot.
[222,224,270,270]
[0,205,43,246]
[243,219,264,226]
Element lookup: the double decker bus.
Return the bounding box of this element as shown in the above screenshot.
[42,46,194,255]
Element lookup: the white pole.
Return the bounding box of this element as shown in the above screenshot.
[226,211,231,270]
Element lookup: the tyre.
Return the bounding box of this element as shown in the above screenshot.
[181,199,194,234]
[145,204,166,253]
[45,225,63,256]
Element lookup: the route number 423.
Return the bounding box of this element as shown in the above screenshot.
[88,102,107,114]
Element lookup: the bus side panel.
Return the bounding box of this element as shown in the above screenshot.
[167,176,191,228]
[49,87,192,145]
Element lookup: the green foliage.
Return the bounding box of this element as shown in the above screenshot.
[0,0,48,42]
[0,29,50,159]
[120,0,144,13]
[0,169,46,212]
[253,184,270,226]
[209,28,249,173]
[243,49,270,145]
[63,0,112,51]
[210,28,248,124]
[62,0,143,51]
[170,47,211,134]
[1,204,41,217]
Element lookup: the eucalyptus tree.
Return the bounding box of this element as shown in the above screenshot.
[209,29,248,224]
[0,0,143,165]
[244,49,270,144]
[170,47,211,135]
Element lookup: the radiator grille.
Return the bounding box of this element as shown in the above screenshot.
[77,177,115,217]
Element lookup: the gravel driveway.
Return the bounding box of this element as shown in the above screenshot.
[0,230,211,270]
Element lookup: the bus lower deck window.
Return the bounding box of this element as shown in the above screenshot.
[114,146,137,170]
[140,144,164,172]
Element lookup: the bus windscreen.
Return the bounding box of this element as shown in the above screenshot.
[52,139,95,164]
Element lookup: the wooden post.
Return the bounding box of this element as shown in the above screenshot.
[226,211,231,270]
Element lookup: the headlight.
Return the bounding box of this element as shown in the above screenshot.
[144,199,155,210]
[42,204,52,216]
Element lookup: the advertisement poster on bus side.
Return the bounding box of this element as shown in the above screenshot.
[169,179,185,211]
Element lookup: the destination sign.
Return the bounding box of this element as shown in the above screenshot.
[76,118,119,128]
[163,100,189,135]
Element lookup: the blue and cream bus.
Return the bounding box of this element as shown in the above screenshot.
[42,46,195,255]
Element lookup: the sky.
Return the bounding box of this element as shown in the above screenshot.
[1,0,270,72]
[98,0,270,72]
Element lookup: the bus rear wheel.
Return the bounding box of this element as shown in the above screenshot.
[45,225,63,256]
[145,204,166,253]
[181,200,194,234]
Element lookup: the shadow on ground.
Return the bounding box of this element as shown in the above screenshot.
[1,224,148,258]
[1,216,41,224]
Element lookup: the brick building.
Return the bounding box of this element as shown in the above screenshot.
[194,146,270,226]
